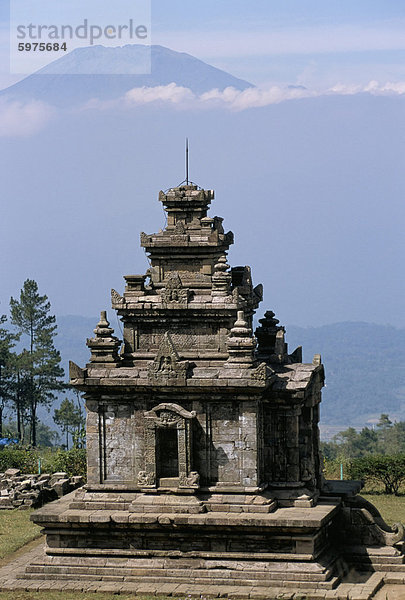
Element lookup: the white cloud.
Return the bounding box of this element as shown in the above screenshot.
[4,79,405,132]
[0,99,53,136]
[93,80,405,112]
[124,82,195,105]
[326,80,405,97]
[366,80,405,95]
[200,85,314,109]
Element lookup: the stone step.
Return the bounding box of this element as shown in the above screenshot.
[127,503,275,514]
[345,554,404,565]
[22,563,342,589]
[21,571,341,590]
[204,504,275,514]
[31,555,338,573]
[356,563,405,572]
[25,562,336,581]
[344,556,405,571]
[344,545,403,556]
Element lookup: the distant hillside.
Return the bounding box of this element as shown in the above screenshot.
[55,317,405,437]
[287,322,405,435]
[1,44,252,106]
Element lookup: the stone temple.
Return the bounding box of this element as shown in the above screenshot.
[29,183,404,597]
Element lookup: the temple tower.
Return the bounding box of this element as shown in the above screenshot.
[80,183,324,500]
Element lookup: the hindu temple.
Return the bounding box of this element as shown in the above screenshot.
[27,182,405,597]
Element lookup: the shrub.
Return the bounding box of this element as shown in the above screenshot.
[0,447,87,480]
[0,448,38,473]
[49,448,87,479]
[347,454,405,495]
[322,457,351,480]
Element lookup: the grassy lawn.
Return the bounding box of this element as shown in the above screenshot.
[0,510,42,560]
[361,490,405,526]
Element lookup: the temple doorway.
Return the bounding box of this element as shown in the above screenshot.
[156,428,179,481]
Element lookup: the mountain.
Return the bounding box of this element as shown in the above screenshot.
[52,317,405,439]
[1,44,252,106]
[286,322,405,437]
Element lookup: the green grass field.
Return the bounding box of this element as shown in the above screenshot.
[361,491,405,526]
[0,510,42,560]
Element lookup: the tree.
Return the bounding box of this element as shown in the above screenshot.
[11,353,31,442]
[0,314,19,437]
[10,279,65,446]
[5,349,35,443]
[54,397,84,449]
[384,422,405,455]
[36,422,60,447]
[348,454,405,495]
[3,419,59,447]
[71,390,86,449]
[332,426,378,459]
[375,413,393,452]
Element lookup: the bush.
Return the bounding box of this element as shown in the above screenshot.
[0,447,87,480]
[322,457,351,480]
[0,448,38,473]
[49,448,86,479]
[347,454,405,495]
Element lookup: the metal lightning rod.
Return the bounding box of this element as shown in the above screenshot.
[186,138,189,185]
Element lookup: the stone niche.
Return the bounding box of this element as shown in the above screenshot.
[140,402,197,490]
[28,183,405,598]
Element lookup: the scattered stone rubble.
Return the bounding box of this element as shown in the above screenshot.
[0,468,83,510]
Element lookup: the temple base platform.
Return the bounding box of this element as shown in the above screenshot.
[15,482,404,598]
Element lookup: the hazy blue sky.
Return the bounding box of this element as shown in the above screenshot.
[1,1,405,87]
[0,1,404,329]
[153,1,405,87]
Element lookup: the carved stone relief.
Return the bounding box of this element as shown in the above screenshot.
[148,332,188,385]
[161,272,190,306]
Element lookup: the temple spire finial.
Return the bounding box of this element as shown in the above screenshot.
[186,137,189,185]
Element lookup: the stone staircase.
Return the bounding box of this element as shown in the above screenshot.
[342,545,405,573]
[22,552,346,590]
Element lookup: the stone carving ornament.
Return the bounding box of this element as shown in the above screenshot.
[148,332,188,385]
[137,471,155,487]
[111,289,124,305]
[157,410,182,427]
[161,272,190,305]
[174,220,186,234]
[144,403,196,426]
[179,471,200,488]
[251,362,268,381]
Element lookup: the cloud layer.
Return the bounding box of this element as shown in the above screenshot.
[0,99,53,137]
[118,80,405,111]
[2,79,405,137]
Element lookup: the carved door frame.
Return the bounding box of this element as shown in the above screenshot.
[137,403,199,490]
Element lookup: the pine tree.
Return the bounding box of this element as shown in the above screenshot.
[10,279,65,446]
[12,353,31,442]
[54,397,84,449]
[0,314,18,437]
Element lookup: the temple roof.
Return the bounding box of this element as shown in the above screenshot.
[70,182,324,396]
